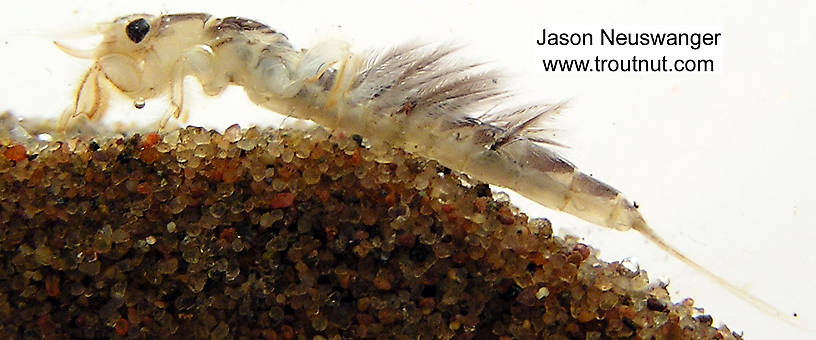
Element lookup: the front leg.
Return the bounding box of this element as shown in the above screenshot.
[59,63,107,130]
[61,54,145,131]
[161,46,228,130]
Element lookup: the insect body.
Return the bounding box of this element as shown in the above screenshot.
[58,13,647,233]
[56,13,795,325]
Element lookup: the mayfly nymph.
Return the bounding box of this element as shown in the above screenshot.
[55,13,795,325]
[56,13,646,234]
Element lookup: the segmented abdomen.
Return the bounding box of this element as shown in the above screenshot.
[238,39,646,232]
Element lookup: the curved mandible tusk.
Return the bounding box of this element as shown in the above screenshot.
[53,40,97,59]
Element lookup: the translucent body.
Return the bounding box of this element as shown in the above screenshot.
[56,13,798,326]
[58,13,645,232]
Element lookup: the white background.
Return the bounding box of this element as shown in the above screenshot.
[1,1,814,338]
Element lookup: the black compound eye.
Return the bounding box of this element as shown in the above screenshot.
[125,18,150,43]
